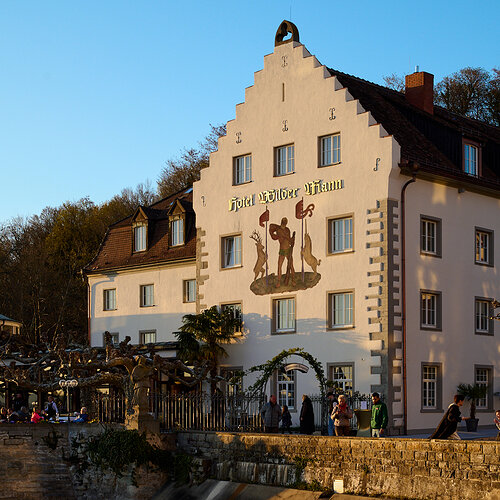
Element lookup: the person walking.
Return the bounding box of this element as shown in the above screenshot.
[299,394,315,435]
[370,392,388,437]
[327,392,338,436]
[332,394,353,436]
[260,395,281,433]
[430,395,466,440]
[494,410,500,440]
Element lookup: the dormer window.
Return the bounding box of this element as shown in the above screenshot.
[463,140,481,176]
[133,223,147,252]
[170,215,184,246]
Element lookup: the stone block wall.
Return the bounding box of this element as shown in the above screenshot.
[177,431,500,499]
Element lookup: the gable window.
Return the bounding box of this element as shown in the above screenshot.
[421,363,442,411]
[221,303,243,334]
[320,133,341,166]
[103,289,116,311]
[183,279,196,303]
[171,216,184,246]
[328,216,353,254]
[464,143,478,176]
[421,216,442,257]
[475,366,492,410]
[140,330,156,344]
[278,370,296,410]
[420,290,442,330]
[221,235,242,268]
[273,297,295,333]
[329,363,354,395]
[328,292,354,329]
[233,154,252,185]
[140,284,154,307]
[475,228,493,266]
[134,223,147,252]
[275,144,294,176]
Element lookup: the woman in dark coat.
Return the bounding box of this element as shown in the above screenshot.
[299,394,315,435]
[430,394,465,439]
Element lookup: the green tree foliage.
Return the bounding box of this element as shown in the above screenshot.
[457,383,489,419]
[176,305,240,393]
[157,124,226,197]
[383,67,500,126]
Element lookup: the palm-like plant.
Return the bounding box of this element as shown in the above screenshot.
[457,383,488,419]
[176,306,241,394]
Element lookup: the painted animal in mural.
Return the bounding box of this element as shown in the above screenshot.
[250,230,267,281]
[301,232,321,275]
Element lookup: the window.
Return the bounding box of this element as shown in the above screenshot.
[320,133,341,166]
[328,216,353,254]
[221,367,243,398]
[420,291,441,330]
[421,363,442,411]
[171,216,184,246]
[329,363,354,395]
[140,330,156,344]
[464,143,478,176]
[134,224,147,252]
[328,292,354,329]
[273,297,295,333]
[420,216,442,257]
[140,284,154,307]
[103,332,119,346]
[183,280,196,303]
[475,228,493,266]
[475,298,493,335]
[221,303,242,333]
[103,289,116,311]
[221,235,242,268]
[233,154,252,185]
[475,366,492,410]
[278,369,296,410]
[275,144,294,176]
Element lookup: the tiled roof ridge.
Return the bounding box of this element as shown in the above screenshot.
[149,185,193,210]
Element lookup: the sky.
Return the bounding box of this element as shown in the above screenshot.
[1,0,499,224]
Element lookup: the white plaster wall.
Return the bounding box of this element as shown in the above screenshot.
[89,262,196,346]
[194,42,398,410]
[402,179,500,431]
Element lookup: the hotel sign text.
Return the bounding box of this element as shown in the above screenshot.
[228,178,344,212]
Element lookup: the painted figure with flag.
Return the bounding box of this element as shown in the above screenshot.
[269,216,296,287]
[259,207,270,283]
[295,199,315,282]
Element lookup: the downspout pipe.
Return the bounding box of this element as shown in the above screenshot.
[400,164,418,436]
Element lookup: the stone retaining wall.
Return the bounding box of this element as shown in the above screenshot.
[177,431,500,499]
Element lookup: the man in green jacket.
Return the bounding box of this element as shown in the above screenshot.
[371,392,388,437]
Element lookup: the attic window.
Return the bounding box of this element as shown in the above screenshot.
[170,215,184,246]
[463,139,481,176]
[133,223,147,252]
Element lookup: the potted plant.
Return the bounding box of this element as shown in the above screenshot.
[456,383,489,432]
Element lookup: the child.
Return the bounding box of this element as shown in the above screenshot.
[281,405,292,434]
[494,410,500,440]
[31,407,43,424]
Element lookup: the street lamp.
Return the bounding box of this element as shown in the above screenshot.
[58,379,79,422]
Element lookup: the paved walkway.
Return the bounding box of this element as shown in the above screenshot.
[403,424,498,440]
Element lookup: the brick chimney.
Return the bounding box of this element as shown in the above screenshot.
[405,71,434,114]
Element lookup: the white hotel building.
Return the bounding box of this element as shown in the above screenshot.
[84,22,500,434]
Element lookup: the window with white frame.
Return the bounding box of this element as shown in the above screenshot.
[275,144,294,176]
[328,292,354,328]
[475,228,493,265]
[103,332,119,346]
[183,279,196,303]
[140,284,154,307]
[464,143,478,175]
[422,364,439,410]
[328,216,353,254]
[221,367,243,398]
[103,289,116,311]
[140,330,156,344]
[233,154,252,185]
[420,291,441,329]
[134,224,147,252]
[273,298,295,333]
[171,216,184,246]
[278,369,296,410]
[221,303,242,333]
[221,235,242,268]
[320,134,341,166]
[421,216,441,256]
[329,364,354,394]
[475,367,491,410]
[475,299,492,335]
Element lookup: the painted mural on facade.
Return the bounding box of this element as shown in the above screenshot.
[250,199,321,295]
